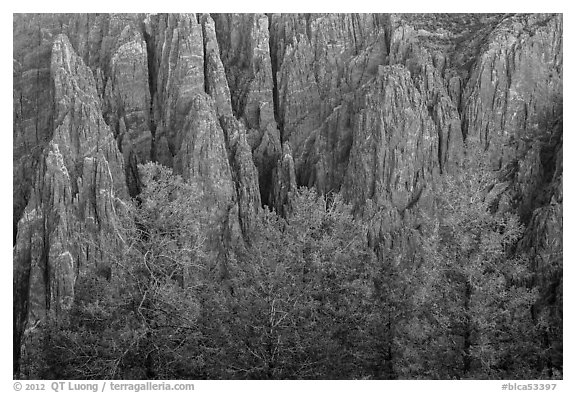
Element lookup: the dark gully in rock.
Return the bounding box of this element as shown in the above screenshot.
[13,13,562,380]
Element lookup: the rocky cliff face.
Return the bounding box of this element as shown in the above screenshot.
[13,34,128,372]
[214,13,282,206]
[13,13,562,375]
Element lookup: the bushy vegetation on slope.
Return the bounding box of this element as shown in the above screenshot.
[21,159,559,380]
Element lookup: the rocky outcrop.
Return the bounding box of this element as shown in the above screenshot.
[143,13,205,166]
[296,102,353,195]
[343,66,439,210]
[103,29,152,196]
[221,116,262,241]
[171,93,265,249]
[14,12,562,246]
[202,15,263,241]
[213,13,282,206]
[144,14,262,245]
[14,34,127,373]
[213,13,277,131]
[57,14,149,103]
[274,32,322,148]
[202,15,233,118]
[270,142,297,217]
[13,13,563,377]
[387,15,482,173]
[269,13,391,155]
[173,94,236,223]
[13,15,63,245]
[462,14,562,164]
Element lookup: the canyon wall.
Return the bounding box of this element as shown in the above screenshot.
[13,13,562,375]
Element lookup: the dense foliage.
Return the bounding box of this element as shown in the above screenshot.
[21,160,560,379]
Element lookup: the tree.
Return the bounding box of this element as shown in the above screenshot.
[202,188,377,379]
[25,159,545,380]
[413,148,540,378]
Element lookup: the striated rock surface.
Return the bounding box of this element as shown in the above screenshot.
[342,66,438,210]
[213,13,277,130]
[220,116,262,240]
[13,15,63,245]
[103,29,152,196]
[269,13,391,154]
[14,12,562,223]
[174,94,235,208]
[202,14,234,119]
[143,13,205,165]
[213,13,282,206]
[461,14,562,165]
[296,102,354,195]
[13,13,563,377]
[143,14,262,247]
[14,34,127,372]
[13,14,149,235]
[270,142,298,217]
[172,93,243,247]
